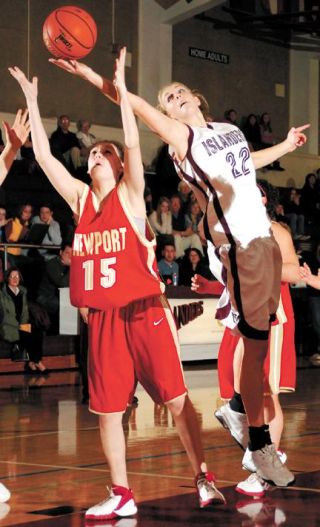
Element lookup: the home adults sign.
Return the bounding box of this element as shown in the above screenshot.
[189,47,229,64]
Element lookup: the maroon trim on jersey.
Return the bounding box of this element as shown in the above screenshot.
[184,125,235,247]
[215,302,231,321]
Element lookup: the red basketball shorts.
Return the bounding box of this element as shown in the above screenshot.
[87,295,187,414]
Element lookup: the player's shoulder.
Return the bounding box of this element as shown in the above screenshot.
[271,220,292,242]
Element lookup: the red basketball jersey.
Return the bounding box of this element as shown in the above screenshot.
[70,183,164,309]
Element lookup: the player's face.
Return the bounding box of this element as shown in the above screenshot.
[159,83,199,120]
[88,143,123,181]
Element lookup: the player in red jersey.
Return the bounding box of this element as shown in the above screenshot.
[9,52,225,520]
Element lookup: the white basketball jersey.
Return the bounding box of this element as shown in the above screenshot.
[170,122,271,248]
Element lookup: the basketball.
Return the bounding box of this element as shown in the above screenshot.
[43,5,97,60]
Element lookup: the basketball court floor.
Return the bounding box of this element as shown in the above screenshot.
[0,361,319,526]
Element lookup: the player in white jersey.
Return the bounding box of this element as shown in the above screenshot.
[49,47,308,487]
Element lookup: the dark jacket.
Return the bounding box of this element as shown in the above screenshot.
[0,284,29,342]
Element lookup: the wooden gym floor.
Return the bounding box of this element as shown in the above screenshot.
[0,361,319,526]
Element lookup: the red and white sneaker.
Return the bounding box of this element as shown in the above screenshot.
[85,485,137,520]
[236,473,270,497]
[195,472,226,508]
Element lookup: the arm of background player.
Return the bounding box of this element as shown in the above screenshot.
[0,109,30,185]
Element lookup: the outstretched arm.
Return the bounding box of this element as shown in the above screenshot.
[0,109,30,185]
[251,124,309,170]
[49,56,188,160]
[8,67,85,214]
[112,47,145,215]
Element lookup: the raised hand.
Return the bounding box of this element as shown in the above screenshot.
[8,67,38,102]
[286,124,310,151]
[113,47,127,97]
[49,57,93,80]
[3,109,30,150]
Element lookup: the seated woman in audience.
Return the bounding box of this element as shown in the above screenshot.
[282,187,308,240]
[300,173,320,227]
[148,196,172,236]
[179,247,213,286]
[0,267,47,373]
[260,112,284,170]
[242,113,262,151]
[4,203,33,265]
[0,205,7,242]
[185,201,203,235]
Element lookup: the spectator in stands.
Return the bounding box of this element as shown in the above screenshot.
[260,112,284,171]
[185,201,203,234]
[170,194,203,259]
[5,203,33,263]
[224,108,239,127]
[149,196,172,236]
[242,113,262,151]
[50,114,81,172]
[179,248,213,286]
[158,242,179,285]
[0,205,7,242]
[20,133,39,174]
[36,242,71,331]
[282,187,309,240]
[76,119,96,166]
[32,203,62,260]
[0,267,47,373]
[177,180,192,213]
[300,173,320,228]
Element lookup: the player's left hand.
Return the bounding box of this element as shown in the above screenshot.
[286,124,310,151]
[113,47,127,97]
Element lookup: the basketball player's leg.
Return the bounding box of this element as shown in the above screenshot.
[132,296,225,506]
[264,393,283,450]
[166,394,207,475]
[240,337,268,427]
[99,412,129,488]
[85,309,138,520]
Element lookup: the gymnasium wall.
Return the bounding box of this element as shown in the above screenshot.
[0,0,138,128]
[172,11,290,142]
[0,0,311,177]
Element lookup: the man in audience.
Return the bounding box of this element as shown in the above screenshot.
[32,203,62,260]
[50,115,81,172]
[36,242,72,332]
[158,242,179,285]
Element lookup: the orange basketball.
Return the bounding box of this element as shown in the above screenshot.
[43,5,97,59]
